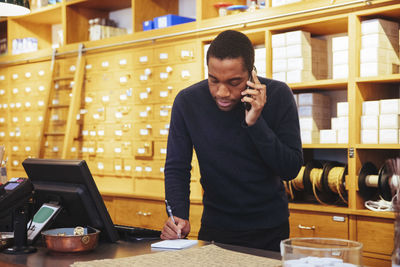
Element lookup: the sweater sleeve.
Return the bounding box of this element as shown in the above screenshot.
[164,92,193,220]
[245,82,303,180]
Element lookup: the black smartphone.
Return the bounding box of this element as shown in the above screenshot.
[243,67,256,111]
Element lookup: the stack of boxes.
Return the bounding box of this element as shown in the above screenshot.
[271,0,301,7]
[272,30,327,83]
[332,35,349,79]
[297,93,331,144]
[361,99,400,144]
[320,102,348,144]
[360,18,399,77]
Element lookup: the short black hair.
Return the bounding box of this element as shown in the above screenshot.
[206,30,254,74]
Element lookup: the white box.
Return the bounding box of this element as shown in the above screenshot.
[361,19,399,37]
[272,59,287,72]
[338,129,348,144]
[300,130,319,144]
[286,30,311,46]
[361,129,378,144]
[332,64,349,79]
[361,115,379,130]
[380,99,400,114]
[272,72,286,82]
[286,44,312,58]
[360,47,394,63]
[298,105,330,119]
[361,33,399,50]
[320,129,337,143]
[299,117,331,131]
[272,33,286,48]
[362,100,380,116]
[379,129,398,143]
[298,93,330,106]
[287,57,312,71]
[331,117,339,130]
[272,47,286,59]
[332,36,349,51]
[286,70,314,83]
[336,116,348,129]
[337,102,349,117]
[360,62,396,77]
[332,50,349,65]
[379,114,400,129]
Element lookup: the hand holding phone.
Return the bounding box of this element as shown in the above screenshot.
[243,67,257,111]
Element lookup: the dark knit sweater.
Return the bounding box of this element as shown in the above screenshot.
[164,77,303,231]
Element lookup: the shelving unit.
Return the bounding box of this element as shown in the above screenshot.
[1,0,400,265]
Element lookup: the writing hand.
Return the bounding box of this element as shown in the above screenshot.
[161,216,190,240]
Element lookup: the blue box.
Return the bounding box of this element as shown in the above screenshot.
[153,14,195,29]
[142,20,154,31]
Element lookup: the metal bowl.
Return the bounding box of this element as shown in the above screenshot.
[0,232,13,251]
[41,227,100,253]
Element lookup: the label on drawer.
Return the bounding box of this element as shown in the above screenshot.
[139,56,148,63]
[332,216,345,222]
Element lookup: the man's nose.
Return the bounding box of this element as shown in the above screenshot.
[216,84,230,98]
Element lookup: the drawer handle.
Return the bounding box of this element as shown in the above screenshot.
[136,211,152,216]
[298,224,315,230]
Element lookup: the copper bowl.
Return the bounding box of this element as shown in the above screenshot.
[41,227,100,253]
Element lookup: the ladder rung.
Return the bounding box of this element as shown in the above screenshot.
[49,104,70,109]
[44,132,65,136]
[54,76,74,81]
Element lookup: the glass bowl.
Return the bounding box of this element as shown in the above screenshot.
[281,237,363,266]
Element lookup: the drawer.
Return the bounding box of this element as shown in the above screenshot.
[133,122,154,140]
[154,104,172,122]
[154,45,175,64]
[114,198,166,230]
[135,176,165,196]
[175,42,197,63]
[289,210,349,239]
[154,140,167,160]
[153,122,170,140]
[133,48,154,68]
[132,105,154,122]
[356,216,394,255]
[132,86,156,104]
[133,140,154,158]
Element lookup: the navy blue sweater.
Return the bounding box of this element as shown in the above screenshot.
[164,77,303,231]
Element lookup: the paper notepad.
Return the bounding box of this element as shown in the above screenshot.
[151,239,198,249]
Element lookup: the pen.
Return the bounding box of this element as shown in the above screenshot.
[165,200,181,238]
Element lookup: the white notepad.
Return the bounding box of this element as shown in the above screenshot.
[151,239,198,250]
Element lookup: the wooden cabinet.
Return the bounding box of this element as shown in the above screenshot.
[289,210,349,239]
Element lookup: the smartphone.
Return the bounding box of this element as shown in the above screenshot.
[243,67,256,111]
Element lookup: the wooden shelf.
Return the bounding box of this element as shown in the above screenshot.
[290,79,348,90]
[356,74,400,84]
[303,144,348,149]
[355,144,400,149]
[66,0,131,11]
[13,3,62,25]
[289,203,350,214]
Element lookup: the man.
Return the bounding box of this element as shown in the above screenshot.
[161,30,303,251]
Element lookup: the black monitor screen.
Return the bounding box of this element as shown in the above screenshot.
[22,158,119,242]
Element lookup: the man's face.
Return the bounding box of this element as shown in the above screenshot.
[208,57,249,111]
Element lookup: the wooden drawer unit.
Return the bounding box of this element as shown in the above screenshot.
[114,197,166,230]
[356,216,394,256]
[289,210,349,239]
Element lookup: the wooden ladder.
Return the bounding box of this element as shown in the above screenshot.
[38,44,86,159]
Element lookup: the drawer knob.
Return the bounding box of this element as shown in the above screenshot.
[298,224,315,230]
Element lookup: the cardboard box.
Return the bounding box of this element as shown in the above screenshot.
[153,14,195,29]
[338,129,348,144]
[361,18,399,37]
[286,30,311,46]
[298,105,331,119]
[380,99,400,114]
[379,114,400,129]
[298,93,330,106]
[320,129,337,143]
[361,129,378,144]
[362,100,380,116]
[300,130,319,144]
[361,115,379,130]
[379,129,399,143]
[299,117,331,131]
[332,36,349,51]
[272,33,286,48]
[337,102,349,117]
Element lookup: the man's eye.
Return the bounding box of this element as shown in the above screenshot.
[210,79,219,84]
[230,81,241,86]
